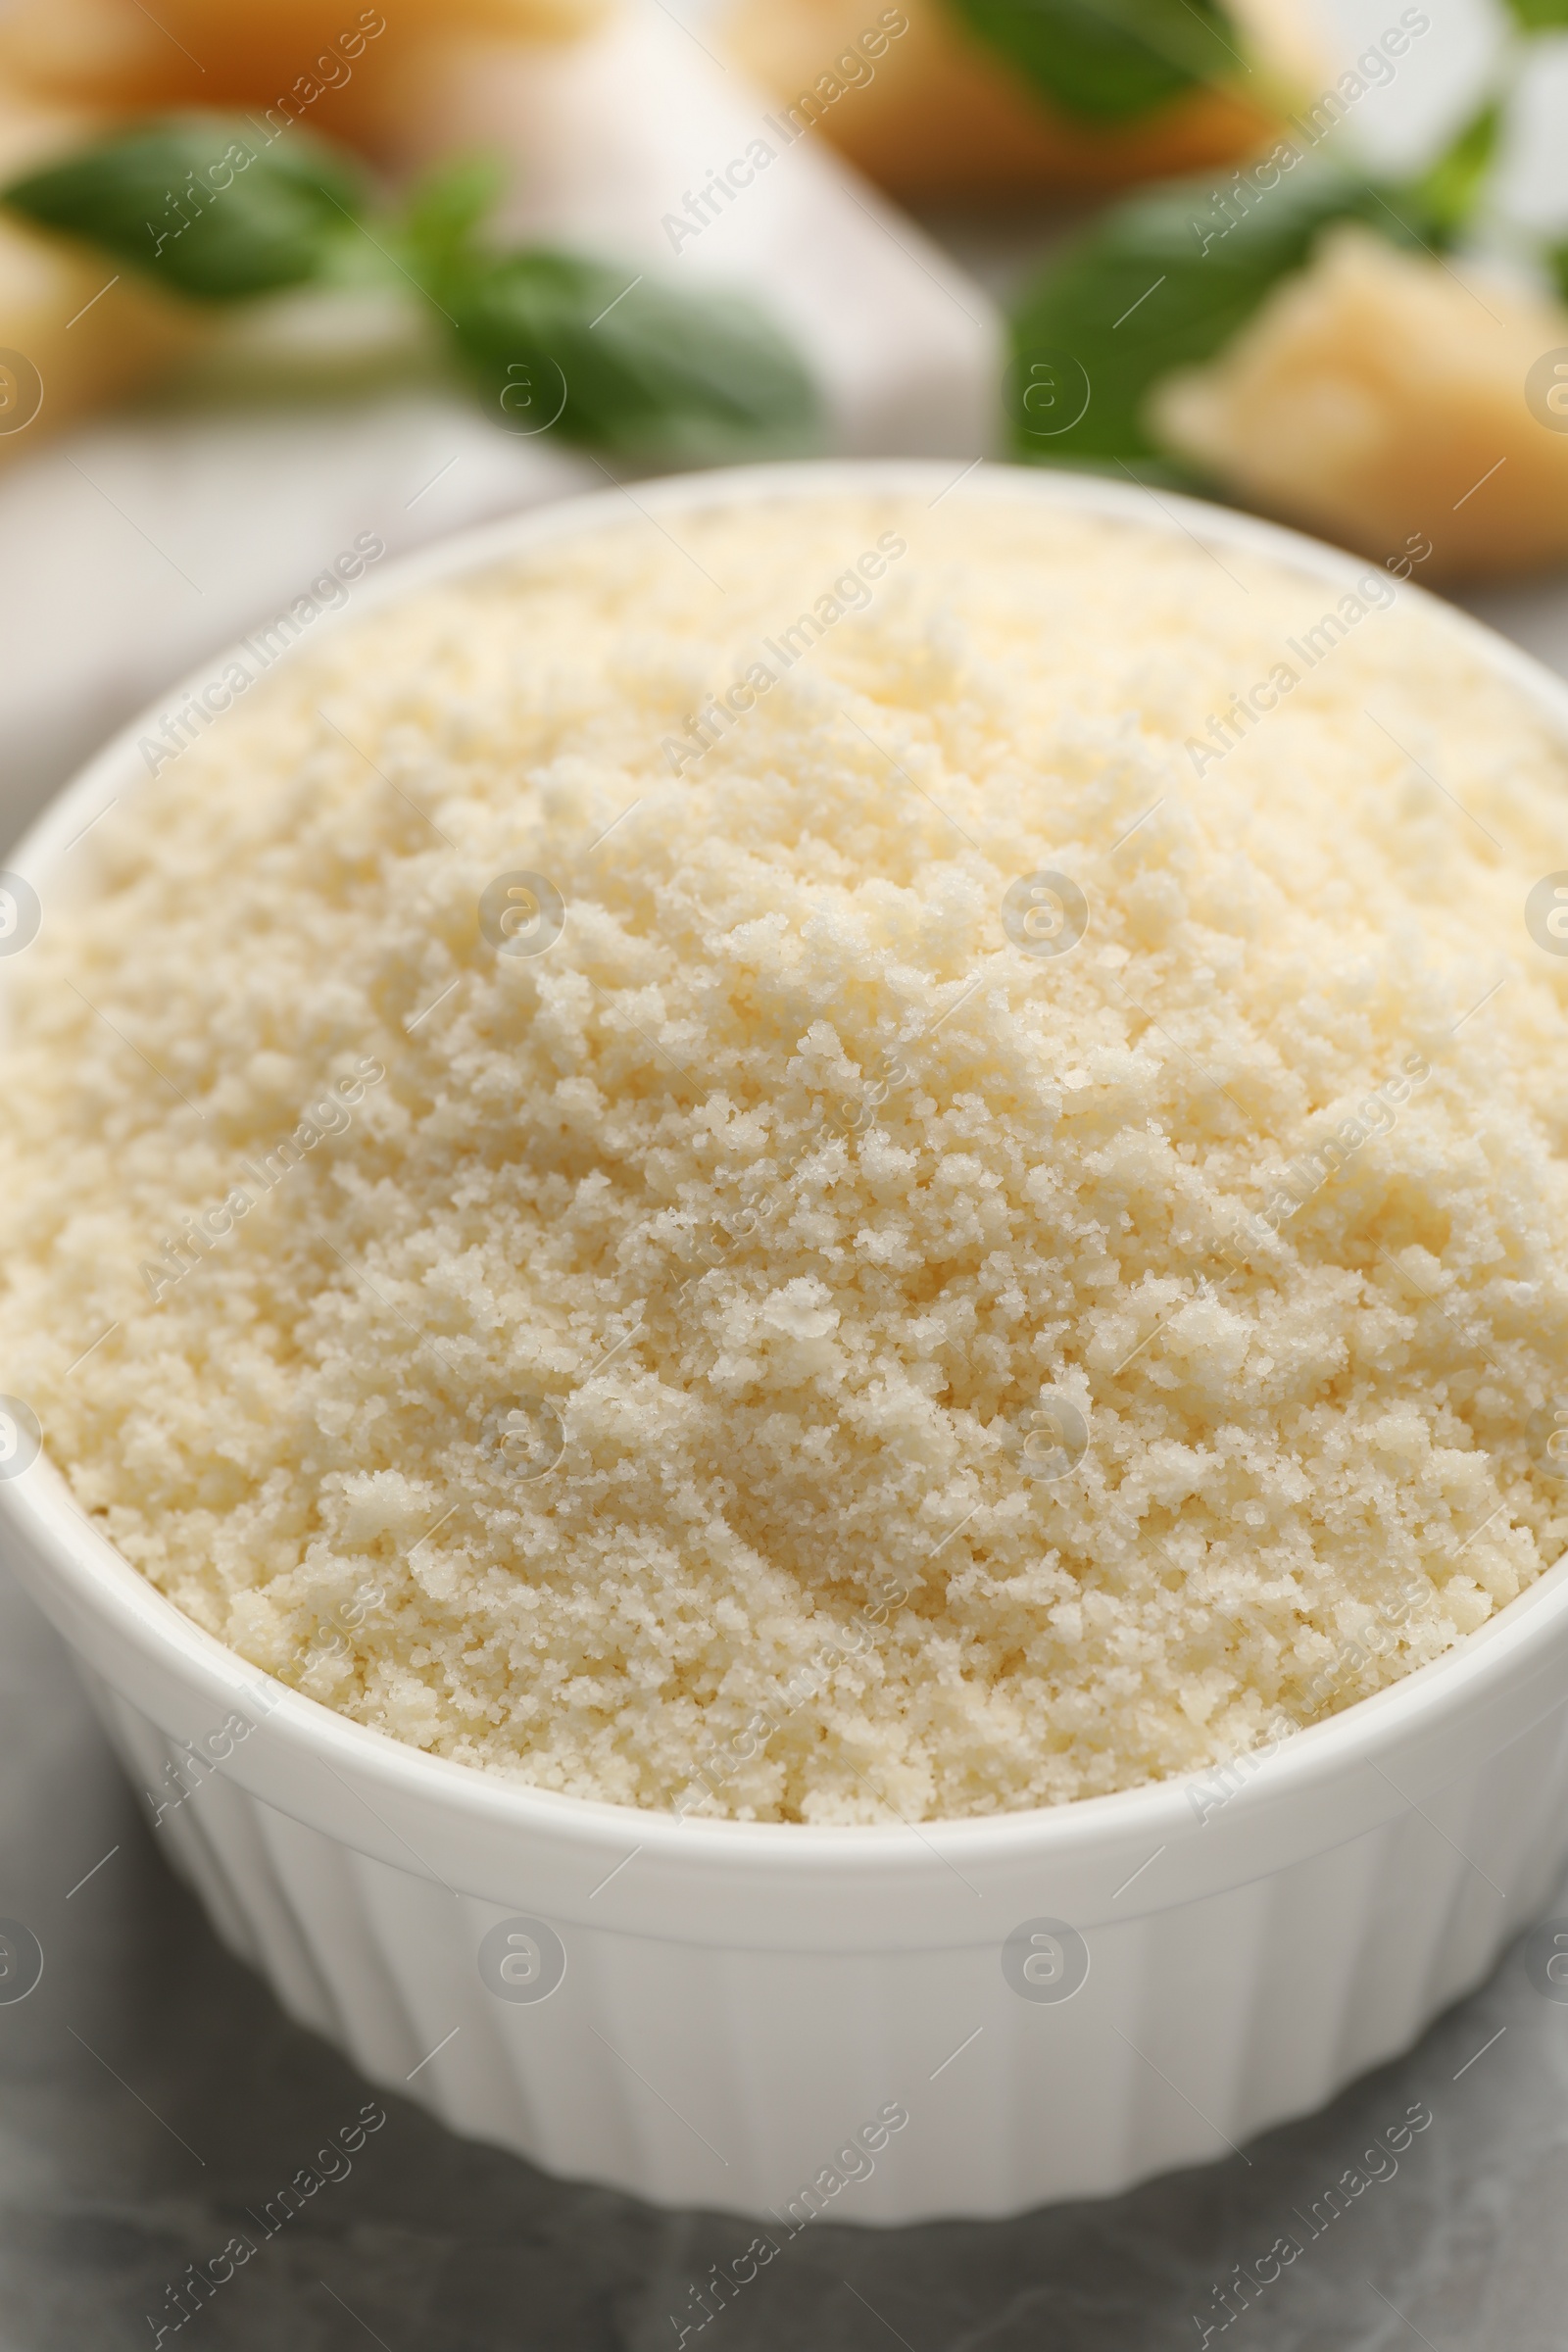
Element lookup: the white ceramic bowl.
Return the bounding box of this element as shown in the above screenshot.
[5,463,1568,2229]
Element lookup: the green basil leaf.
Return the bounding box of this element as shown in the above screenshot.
[397,152,508,277]
[948,0,1244,122]
[1008,162,1441,467]
[1500,0,1568,26]
[437,248,818,459]
[2,113,368,302]
[1409,98,1501,236]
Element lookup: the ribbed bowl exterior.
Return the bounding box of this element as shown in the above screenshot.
[56,1645,1568,2223]
[9,465,1568,2223]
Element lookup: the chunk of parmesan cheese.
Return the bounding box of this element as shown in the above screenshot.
[1151,224,1568,584]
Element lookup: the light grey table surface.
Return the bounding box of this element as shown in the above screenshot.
[6,328,1568,2351]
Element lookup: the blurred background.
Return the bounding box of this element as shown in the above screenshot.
[4,0,1568,2344]
[1,0,1568,853]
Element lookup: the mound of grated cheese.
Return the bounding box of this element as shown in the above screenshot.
[5,487,1568,1824]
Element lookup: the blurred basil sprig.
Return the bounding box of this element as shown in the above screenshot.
[2,114,817,460]
[400,156,817,461]
[1004,11,1567,483]
[3,116,369,300]
[950,0,1246,123]
[1009,163,1439,476]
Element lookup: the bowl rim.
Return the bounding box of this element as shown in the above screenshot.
[5,453,1568,1874]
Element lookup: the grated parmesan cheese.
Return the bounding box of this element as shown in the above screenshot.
[4,488,1568,1822]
